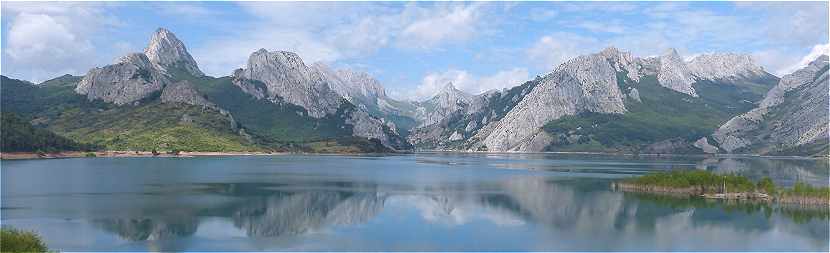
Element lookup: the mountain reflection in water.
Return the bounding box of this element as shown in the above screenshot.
[89,176,828,250]
[1,154,827,251]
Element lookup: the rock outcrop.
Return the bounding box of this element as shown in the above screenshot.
[346,108,406,149]
[232,49,343,118]
[712,55,829,155]
[693,137,720,154]
[406,47,776,152]
[472,51,627,151]
[311,63,417,119]
[160,80,215,108]
[144,28,204,77]
[414,82,476,127]
[687,53,767,81]
[644,49,697,97]
[75,28,203,105]
[75,53,170,105]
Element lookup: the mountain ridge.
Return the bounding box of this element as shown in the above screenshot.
[4,27,824,155]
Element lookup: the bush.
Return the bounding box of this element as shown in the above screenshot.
[83,152,96,157]
[757,177,777,194]
[0,228,48,252]
[784,181,830,198]
[627,170,830,197]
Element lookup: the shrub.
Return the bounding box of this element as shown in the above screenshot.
[757,177,777,194]
[0,228,48,252]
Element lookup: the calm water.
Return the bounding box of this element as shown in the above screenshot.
[2,153,828,251]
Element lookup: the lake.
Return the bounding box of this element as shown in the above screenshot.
[1,153,828,251]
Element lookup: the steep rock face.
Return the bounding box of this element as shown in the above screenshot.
[232,49,342,118]
[346,108,405,149]
[414,82,475,127]
[646,49,697,97]
[712,55,829,155]
[75,53,170,105]
[687,53,767,81]
[335,69,387,102]
[144,28,204,77]
[600,47,641,82]
[160,80,215,108]
[405,47,778,152]
[474,52,627,151]
[75,28,204,105]
[230,50,407,149]
[693,137,720,154]
[312,63,416,117]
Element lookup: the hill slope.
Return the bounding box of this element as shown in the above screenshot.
[1,112,97,152]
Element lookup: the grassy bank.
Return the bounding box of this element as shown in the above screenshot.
[0,228,48,252]
[614,170,829,206]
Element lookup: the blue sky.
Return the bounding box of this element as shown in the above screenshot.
[2,1,828,100]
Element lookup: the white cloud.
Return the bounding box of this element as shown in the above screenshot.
[528,8,558,22]
[193,29,343,77]
[5,13,92,61]
[402,68,529,101]
[152,2,221,19]
[526,32,601,70]
[736,2,829,48]
[571,20,627,34]
[477,68,530,93]
[396,3,486,49]
[407,70,475,101]
[194,2,498,77]
[781,43,830,75]
[1,2,119,82]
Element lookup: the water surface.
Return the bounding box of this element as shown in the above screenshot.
[2,153,828,251]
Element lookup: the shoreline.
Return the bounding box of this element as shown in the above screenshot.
[416,150,829,160]
[2,149,827,160]
[0,151,284,160]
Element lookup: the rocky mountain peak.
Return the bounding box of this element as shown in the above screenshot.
[600,46,621,55]
[599,46,640,81]
[116,53,153,68]
[651,48,697,97]
[687,53,766,81]
[712,53,828,154]
[233,49,342,118]
[441,82,457,92]
[76,52,170,105]
[144,28,203,77]
[663,48,681,57]
[335,69,387,99]
[758,54,828,108]
[431,82,472,105]
[473,51,627,151]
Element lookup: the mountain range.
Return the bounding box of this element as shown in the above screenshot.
[1,28,826,155]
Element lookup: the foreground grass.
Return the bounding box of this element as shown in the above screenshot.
[617,170,830,206]
[0,228,48,253]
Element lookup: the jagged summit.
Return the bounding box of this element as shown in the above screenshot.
[441,82,457,92]
[144,28,203,77]
[335,68,388,99]
[76,28,202,105]
[76,52,169,105]
[653,48,698,96]
[233,48,341,118]
[712,53,828,154]
[663,48,681,56]
[687,53,767,81]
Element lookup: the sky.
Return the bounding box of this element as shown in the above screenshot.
[2,1,828,101]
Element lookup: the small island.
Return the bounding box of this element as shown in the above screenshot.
[613,170,830,206]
